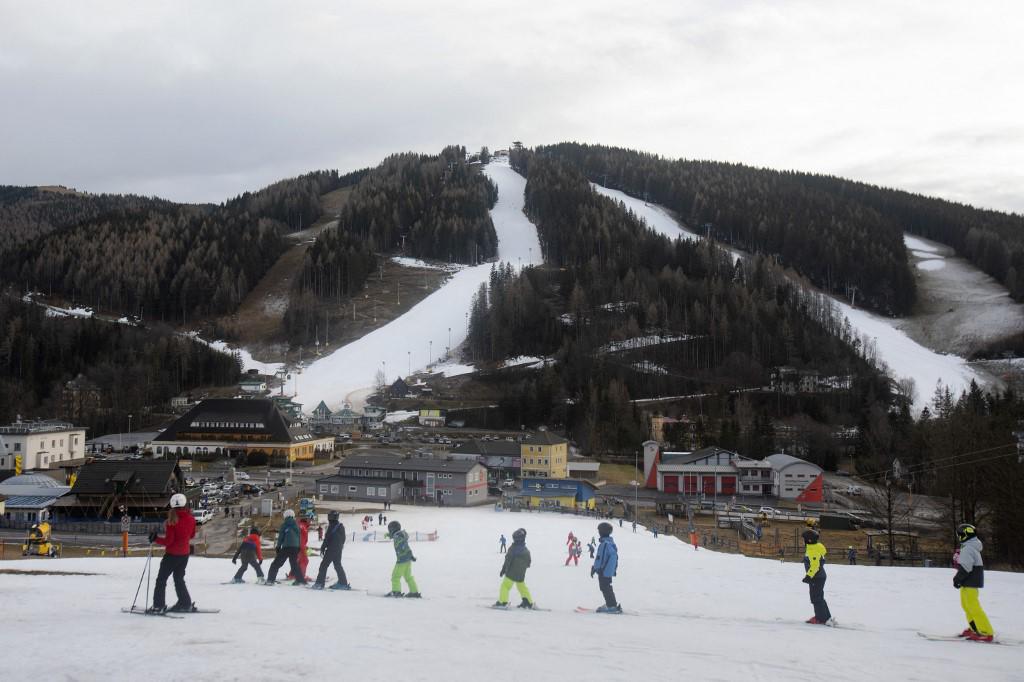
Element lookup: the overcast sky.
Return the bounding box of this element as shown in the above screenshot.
[1,1,1021,213]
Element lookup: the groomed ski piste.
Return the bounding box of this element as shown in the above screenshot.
[293,156,542,411]
[4,506,1022,681]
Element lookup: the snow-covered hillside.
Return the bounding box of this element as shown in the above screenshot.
[294,157,541,410]
[5,506,1021,681]
[591,184,986,412]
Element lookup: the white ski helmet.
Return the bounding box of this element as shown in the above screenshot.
[169,493,187,509]
[283,509,295,518]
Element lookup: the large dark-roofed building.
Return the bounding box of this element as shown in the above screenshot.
[55,459,186,520]
[317,452,488,506]
[151,398,333,462]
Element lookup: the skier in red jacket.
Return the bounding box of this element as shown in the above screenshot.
[148,493,197,613]
[288,514,311,581]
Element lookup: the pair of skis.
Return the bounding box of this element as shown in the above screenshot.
[917,632,1016,645]
[122,606,220,619]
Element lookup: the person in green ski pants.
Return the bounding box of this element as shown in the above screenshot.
[387,520,421,597]
[495,527,534,609]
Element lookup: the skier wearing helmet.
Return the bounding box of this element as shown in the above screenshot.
[953,523,994,642]
[387,520,420,597]
[312,510,350,590]
[591,522,621,613]
[148,493,197,613]
[802,528,834,626]
[495,528,534,609]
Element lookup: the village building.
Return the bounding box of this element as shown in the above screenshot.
[0,419,87,473]
[418,409,446,428]
[150,398,332,462]
[511,477,598,510]
[519,429,569,479]
[316,452,487,506]
[0,473,71,525]
[54,459,188,521]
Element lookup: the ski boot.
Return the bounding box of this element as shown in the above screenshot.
[806,617,821,624]
[493,601,509,609]
[255,577,266,584]
[146,605,167,615]
[823,618,837,627]
[405,592,422,598]
[311,582,326,590]
[958,628,976,638]
[329,583,352,591]
[169,602,197,613]
[264,579,277,586]
[386,591,404,597]
[292,579,308,586]
[518,599,534,609]
[231,577,244,584]
[596,604,622,614]
[965,631,994,642]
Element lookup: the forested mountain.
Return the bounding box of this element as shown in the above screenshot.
[528,143,917,315]
[283,146,498,344]
[0,295,240,435]
[467,152,888,454]
[4,170,363,324]
[798,175,1024,300]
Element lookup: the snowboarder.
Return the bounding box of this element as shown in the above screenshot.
[147,493,197,613]
[953,523,993,641]
[847,546,857,565]
[495,528,534,608]
[802,528,833,625]
[313,511,349,590]
[591,522,620,613]
[231,526,264,583]
[266,510,306,586]
[499,534,507,553]
[288,513,311,581]
[387,520,420,597]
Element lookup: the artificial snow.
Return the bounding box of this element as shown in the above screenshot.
[499,355,549,370]
[390,256,457,272]
[4,505,1021,681]
[382,409,418,424]
[293,157,542,410]
[916,259,946,271]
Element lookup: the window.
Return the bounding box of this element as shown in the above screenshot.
[367,487,376,497]
[331,485,340,494]
[319,484,328,493]
[348,486,357,493]
[377,487,386,496]
[14,443,20,451]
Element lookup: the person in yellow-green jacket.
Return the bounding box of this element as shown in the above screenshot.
[386,520,421,598]
[802,528,834,626]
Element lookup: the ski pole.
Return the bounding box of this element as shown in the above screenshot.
[130,541,154,611]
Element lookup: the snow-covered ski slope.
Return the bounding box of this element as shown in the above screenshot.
[592,184,983,413]
[4,506,1021,681]
[295,157,541,409]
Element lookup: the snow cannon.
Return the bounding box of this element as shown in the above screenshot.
[22,521,59,558]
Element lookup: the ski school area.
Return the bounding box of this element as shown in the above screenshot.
[2,505,1022,682]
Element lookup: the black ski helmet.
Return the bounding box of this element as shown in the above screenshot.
[956,523,977,543]
[328,510,340,522]
[250,526,261,536]
[388,520,401,534]
[512,528,526,542]
[598,522,613,537]
[802,529,819,544]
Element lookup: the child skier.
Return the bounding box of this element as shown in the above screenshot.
[266,510,306,586]
[802,528,833,625]
[387,520,420,597]
[495,528,534,609]
[231,526,264,583]
[565,538,580,566]
[148,493,197,613]
[313,510,349,590]
[288,512,311,582]
[953,523,994,641]
[591,521,621,613]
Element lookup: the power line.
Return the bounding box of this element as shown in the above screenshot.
[855,442,1018,482]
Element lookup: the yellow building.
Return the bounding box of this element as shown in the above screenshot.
[519,429,569,479]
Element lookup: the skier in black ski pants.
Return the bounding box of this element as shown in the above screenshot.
[313,511,348,588]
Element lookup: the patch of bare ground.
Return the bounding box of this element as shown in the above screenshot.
[0,568,102,575]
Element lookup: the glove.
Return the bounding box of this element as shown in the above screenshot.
[232,557,237,564]
[411,556,417,562]
[590,568,597,578]
[499,570,505,577]
[259,560,264,567]
[320,549,325,557]
[802,576,812,584]
[148,531,158,543]
[953,576,963,589]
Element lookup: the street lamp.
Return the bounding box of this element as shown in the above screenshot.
[127,414,133,453]
[448,327,451,359]
[429,340,432,366]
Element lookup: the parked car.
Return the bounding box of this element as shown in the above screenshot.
[846,485,863,496]
[758,506,780,516]
[235,471,251,481]
[193,508,214,525]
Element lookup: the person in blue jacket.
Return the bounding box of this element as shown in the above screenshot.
[590,521,621,613]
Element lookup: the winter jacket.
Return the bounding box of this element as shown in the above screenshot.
[804,541,827,580]
[233,532,263,562]
[500,541,532,582]
[320,520,346,557]
[276,517,301,550]
[954,537,984,588]
[593,536,618,578]
[298,519,310,549]
[391,529,414,563]
[156,508,196,556]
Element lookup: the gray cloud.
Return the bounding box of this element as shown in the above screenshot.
[1,0,1021,213]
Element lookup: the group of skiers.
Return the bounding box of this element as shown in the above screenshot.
[144,496,994,635]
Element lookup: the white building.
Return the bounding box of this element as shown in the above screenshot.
[765,453,824,499]
[0,420,87,472]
